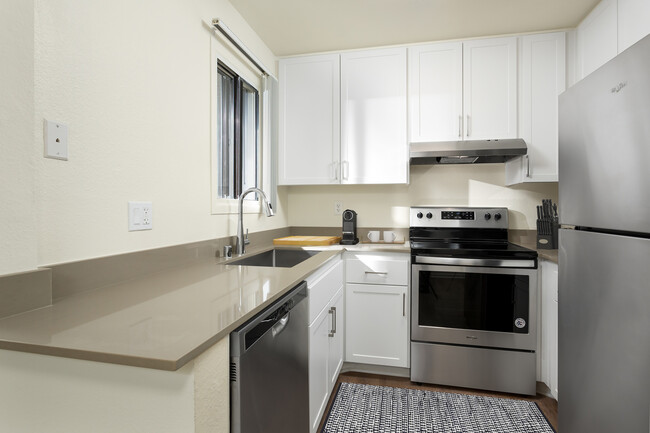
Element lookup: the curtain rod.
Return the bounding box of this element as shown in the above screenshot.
[211,18,274,79]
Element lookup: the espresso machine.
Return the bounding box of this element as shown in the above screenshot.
[340,209,359,245]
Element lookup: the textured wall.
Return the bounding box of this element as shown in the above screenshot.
[0,0,38,274]
[32,0,286,266]
[0,349,196,432]
[193,336,229,433]
[286,164,559,230]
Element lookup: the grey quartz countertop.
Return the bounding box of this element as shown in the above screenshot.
[0,243,409,371]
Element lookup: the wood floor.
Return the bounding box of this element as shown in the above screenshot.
[318,371,558,432]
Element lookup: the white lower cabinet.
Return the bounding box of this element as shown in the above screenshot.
[539,259,559,399]
[307,257,344,433]
[345,283,409,367]
[344,252,410,368]
[327,288,344,389]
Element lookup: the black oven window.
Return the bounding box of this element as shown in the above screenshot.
[418,271,529,333]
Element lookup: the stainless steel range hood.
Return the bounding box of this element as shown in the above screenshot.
[410,139,527,165]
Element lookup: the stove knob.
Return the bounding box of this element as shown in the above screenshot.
[494,212,502,221]
[484,212,492,221]
[426,212,433,219]
[417,212,423,219]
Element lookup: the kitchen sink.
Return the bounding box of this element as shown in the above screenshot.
[228,249,318,268]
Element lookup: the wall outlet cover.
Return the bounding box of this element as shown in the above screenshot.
[44,120,68,160]
[128,201,152,231]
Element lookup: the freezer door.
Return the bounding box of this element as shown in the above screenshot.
[558,34,650,233]
[559,229,650,433]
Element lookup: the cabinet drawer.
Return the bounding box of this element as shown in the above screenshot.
[345,254,409,286]
[306,257,343,324]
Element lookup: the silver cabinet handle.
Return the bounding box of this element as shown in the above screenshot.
[342,161,349,180]
[466,114,471,137]
[526,155,531,178]
[402,293,406,317]
[458,115,462,138]
[364,271,387,275]
[328,307,337,337]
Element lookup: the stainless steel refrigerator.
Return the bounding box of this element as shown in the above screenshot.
[558,34,650,432]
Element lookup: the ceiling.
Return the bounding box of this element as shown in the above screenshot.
[230,0,600,56]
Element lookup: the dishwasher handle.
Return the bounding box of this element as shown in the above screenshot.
[271,313,290,337]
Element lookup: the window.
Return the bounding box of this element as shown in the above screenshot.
[215,61,259,200]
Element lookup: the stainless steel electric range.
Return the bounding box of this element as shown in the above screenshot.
[409,207,538,396]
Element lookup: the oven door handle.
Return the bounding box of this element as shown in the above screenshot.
[414,256,536,268]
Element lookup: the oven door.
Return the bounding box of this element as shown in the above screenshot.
[411,262,537,351]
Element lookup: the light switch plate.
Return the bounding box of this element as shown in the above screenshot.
[128,201,152,231]
[44,120,68,160]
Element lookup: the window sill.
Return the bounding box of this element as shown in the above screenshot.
[211,198,262,215]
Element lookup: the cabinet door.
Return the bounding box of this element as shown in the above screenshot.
[279,54,340,185]
[463,37,518,140]
[577,0,618,80]
[506,32,566,185]
[327,288,344,390]
[340,48,408,184]
[408,42,463,143]
[308,305,331,433]
[345,283,409,367]
[618,0,650,52]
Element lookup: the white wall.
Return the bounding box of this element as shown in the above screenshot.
[29,0,286,266]
[286,164,558,229]
[0,0,38,275]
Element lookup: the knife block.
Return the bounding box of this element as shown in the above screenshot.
[537,221,558,249]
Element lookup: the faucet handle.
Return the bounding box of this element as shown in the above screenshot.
[244,229,250,245]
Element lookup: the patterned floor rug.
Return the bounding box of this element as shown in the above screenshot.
[321,382,556,433]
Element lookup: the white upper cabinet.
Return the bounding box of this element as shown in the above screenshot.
[408,42,463,142]
[577,0,618,80]
[575,0,650,83]
[340,48,409,184]
[463,37,518,140]
[408,37,517,143]
[279,54,340,185]
[506,32,566,185]
[618,0,650,52]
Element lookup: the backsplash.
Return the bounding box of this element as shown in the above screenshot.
[285,164,558,230]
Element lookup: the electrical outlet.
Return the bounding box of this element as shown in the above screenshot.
[334,201,343,215]
[128,201,153,231]
[44,120,68,160]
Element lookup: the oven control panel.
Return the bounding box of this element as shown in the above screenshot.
[410,207,508,229]
[441,211,475,220]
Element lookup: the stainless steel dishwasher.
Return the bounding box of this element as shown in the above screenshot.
[230,282,309,433]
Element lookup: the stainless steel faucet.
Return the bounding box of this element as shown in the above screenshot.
[236,187,274,255]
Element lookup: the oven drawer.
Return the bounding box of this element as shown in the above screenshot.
[345,253,409,286]
[411,341,536,395]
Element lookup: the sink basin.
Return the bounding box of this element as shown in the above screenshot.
[228,249,319,268]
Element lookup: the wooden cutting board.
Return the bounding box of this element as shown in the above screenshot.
[273,236,342,246]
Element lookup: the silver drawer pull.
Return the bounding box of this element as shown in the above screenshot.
[402,293,406,317]
[364,271,388,275]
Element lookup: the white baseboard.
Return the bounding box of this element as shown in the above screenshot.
[341,362,410,378]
